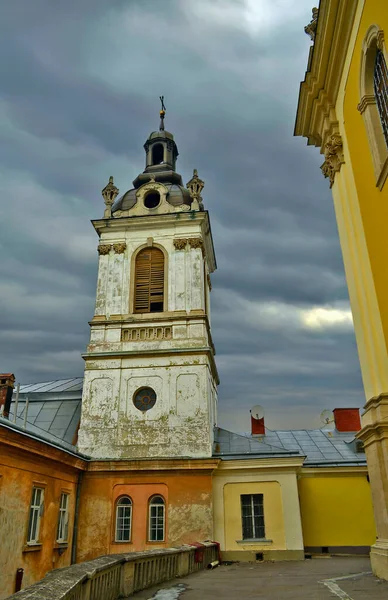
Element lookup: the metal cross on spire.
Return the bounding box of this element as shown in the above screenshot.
[159,96,166,131]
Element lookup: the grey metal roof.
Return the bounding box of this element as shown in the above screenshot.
[18,377,83,394]
[214,427,367,466]
[6,378,83,448]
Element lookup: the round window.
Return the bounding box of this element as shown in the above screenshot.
[144,191,160,209]
[133,387,157,411]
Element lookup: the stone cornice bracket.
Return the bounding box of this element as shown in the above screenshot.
[320,133,345,188]
[304,7,318,41]
[101,176,119,219]
[113,242,126,254]
[186,169,205,211]
[97,244,111,255]
[173,238,188,250]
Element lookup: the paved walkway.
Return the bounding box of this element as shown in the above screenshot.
[131,557,388,599]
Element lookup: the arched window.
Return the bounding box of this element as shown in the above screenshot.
[115,496,132,542]
[152,144,164,165]
[148,495,165,542]
[359,26,388,189]
[374,49,388,148]
[134,248,165,313]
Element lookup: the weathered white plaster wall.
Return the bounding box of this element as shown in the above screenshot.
[78,207,218,460]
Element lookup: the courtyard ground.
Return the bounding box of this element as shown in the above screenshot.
[130,556,388,599]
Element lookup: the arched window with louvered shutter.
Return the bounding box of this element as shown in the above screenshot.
[134,247,165,313]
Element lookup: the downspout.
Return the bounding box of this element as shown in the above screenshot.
[71,471,83,565]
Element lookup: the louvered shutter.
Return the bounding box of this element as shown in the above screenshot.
[134,248,164,312]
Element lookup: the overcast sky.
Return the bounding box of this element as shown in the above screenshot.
[0,0,364,431]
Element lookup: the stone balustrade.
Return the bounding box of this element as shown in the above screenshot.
[7,543,219,600]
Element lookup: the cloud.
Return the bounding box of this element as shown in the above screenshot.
[0,0,364,431]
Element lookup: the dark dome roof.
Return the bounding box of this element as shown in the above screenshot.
[112,189,137,212]
[112,184,191,213]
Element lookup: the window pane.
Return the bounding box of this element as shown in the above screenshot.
[241,494,264,540]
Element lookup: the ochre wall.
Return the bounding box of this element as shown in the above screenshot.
[298,471,376,547]
[223,481,285,551]
[76,466,214,562]
[342,1,388,353]
[0,431,82,599]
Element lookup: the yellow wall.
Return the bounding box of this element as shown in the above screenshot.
[223,481,285,551]
[342,1,388,362]
[298,471,376,547]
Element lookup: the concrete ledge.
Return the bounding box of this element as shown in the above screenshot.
[221,549,304,562]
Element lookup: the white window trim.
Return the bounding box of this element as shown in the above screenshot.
[148,496,165,542]
[115,497,132,543]
[56,493,70,543]
[358,25,388,190]
[27,487,44,545]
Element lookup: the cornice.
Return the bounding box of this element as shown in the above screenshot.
[86,457,220,473]
[214,456,305,471]
[0,424,87,470]
[299,465,368,476]
[295,0,358,147]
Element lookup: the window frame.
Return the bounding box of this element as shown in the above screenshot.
[240,493,265,541]
[27,486,45,545]
[56,492,70,543]
[148,495,165,542]
[115,496,133,543]
[359,25,388,190]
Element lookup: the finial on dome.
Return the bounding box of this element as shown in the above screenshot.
[102,175,119,218]
[159,95,166,131]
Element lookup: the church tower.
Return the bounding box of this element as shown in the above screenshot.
[78,105,218,459]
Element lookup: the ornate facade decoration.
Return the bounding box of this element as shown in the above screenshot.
[101,176,119,219]
[97,244,111,255]
[186,169,205,210]
[188,237,204,251]
[122,326,172,342]
[113,242,127,254]
[304,7,319,41]
[377,29,385,51]
[320,133,345,188]
[173,238,188,250]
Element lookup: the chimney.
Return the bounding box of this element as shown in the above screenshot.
[0,374,15,419]
[333,408,361,433]
[251,406,265,435]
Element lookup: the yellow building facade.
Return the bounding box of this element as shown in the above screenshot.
[295,0,388,578]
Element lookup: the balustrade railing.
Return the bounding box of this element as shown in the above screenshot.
[7,542,219,600]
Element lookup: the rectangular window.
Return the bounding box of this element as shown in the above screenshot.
[149,504,165,541]
[241,494,265,540]
[57,493,69,543]
[27,487,44,544]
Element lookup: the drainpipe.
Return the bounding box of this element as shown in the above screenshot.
[71,471,83,565]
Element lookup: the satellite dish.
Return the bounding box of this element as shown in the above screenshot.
[250,405,264,420]
[320,409,334,426]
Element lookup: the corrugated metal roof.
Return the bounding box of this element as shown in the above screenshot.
[214,427,366,466]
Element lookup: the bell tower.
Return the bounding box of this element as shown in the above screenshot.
[78,103,218,459]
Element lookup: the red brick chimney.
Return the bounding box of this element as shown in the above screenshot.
[333,408,361,432]
[251,406,265,435]
[0,374,15,419]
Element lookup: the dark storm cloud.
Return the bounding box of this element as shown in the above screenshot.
[0,0,364,428]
